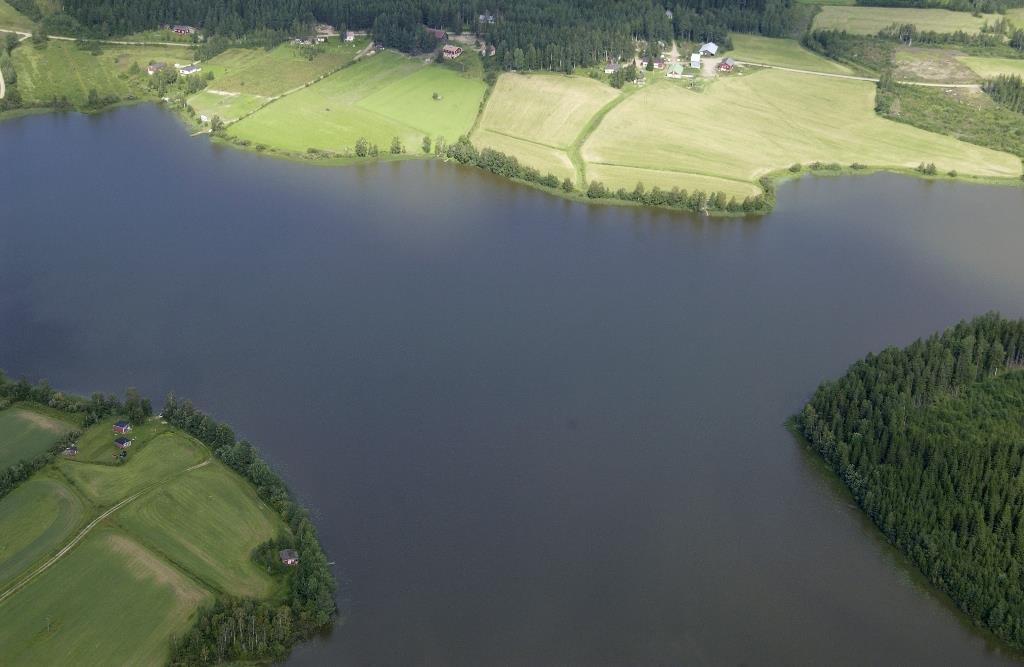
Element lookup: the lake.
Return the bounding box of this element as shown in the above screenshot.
[2,105,1024,665]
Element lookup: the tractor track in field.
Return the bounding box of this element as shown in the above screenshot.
[0,458,211,606]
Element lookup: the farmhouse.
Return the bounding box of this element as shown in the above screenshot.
[113,420,132,434]
[344,31,355,42]
[640,57,665,70]
[700,42,718,56]
[172,25,196,35]
[279,549,300,566]
[718,57,736,71]
[442,44,463,59]
[114,437,133,449]
[179,64,201,75]
[425,27,448,41]
[146,62,165,75]
[667,62,686,79]
[690,53,701,69]
[604,60,620,74]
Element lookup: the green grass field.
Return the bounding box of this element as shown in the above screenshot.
[59,431,206,507]
[958,56,1024,78]
[187,89,268,122]
[0,475,85,588]
[228,50,485,154]
[0,527,211,666]
[0,405,76,469]
[203,38,367,98]
[581,71,1022,195]
[729,35,852,74]
[813,6,1000,34]
[0,0,32,30]
[118,461,282,597]
[11,40,191,105]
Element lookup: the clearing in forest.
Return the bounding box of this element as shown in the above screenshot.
[812,6,1001,35]
[227,50,485,155]
[581,70,1022,196]
[729,35,852,74]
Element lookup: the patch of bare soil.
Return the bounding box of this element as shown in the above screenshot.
[894,47,980,84]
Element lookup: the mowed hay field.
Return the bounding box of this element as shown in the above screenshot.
[202,38,367,98]
[228,51,485,154]
[813,6,1000,34]
[472,73,620,181]
[958,56,1024,78]
[11,41,191,105]
[0,527,211,666]
[582,71,1022,194]
[0,475,84,588]
[0,404,76,468]
[118,461,283,597]
[188,90,268,123]
[729,35,851,74]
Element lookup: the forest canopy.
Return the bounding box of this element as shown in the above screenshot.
[798,313,1024,651]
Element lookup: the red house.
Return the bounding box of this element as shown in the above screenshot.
[113,420,132,434]
[115,437,133,449]
[424,27,448,41]
[718,57,736,71]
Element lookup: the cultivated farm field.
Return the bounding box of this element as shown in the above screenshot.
[0,404,76,468]
[188,89,268,123]
[228,50,485,154]
[813,6,1000,34]
[0,527,212,665]
[582,70,1022,194]
[472,72,621,181]
[958,56,1024,78]
[0,475,84,588]
[729,35,851,74]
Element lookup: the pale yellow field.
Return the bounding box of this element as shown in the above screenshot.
[581,71,1022,193]
[813,6,1000,34]
[475,73,619,149]
[472,128,577,180]
[729,35,851,74]
[957,56,1024,78]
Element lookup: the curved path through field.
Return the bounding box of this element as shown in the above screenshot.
[0,458,211,606]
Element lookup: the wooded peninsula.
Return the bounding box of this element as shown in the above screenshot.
[798,314,1024,653]
[0,373,336,664]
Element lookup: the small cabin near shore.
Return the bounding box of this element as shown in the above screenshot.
[115,437,133,449]
[279,549,300,566]
[113,420,132,434]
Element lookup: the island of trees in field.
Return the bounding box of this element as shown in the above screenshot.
[797,313,1024,651]
[0,373,336,664]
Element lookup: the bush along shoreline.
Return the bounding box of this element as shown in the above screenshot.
[161,394,337,665]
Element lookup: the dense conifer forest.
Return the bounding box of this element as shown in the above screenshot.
[798,314,1024,651]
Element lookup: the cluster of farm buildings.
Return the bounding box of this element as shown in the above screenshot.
[62,420,134,458]
[145,61,201,76]
[605,42,735,80]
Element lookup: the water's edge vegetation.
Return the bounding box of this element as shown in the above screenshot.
[796,314,1024,654]
[0,373,338,665]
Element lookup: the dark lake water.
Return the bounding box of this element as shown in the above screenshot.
[2,105,1024,665]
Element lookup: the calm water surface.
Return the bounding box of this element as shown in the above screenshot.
[2,106,1024,666]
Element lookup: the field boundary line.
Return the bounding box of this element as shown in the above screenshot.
[0,458,211,606]
[569,90,628,188]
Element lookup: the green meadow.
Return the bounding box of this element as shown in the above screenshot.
[728,35,852,74]
[227,50,486,154]
[0,475,84,588]
[11,40,191,105]
[187,89,268,123]
[0,0,32,30]
[958,56,1024,78]
[813,6,1000,34]
[0,413,292,665]
[0,404,76,469]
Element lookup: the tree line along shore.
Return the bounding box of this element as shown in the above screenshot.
[1,0,1023,213]
[0,372,337,665]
